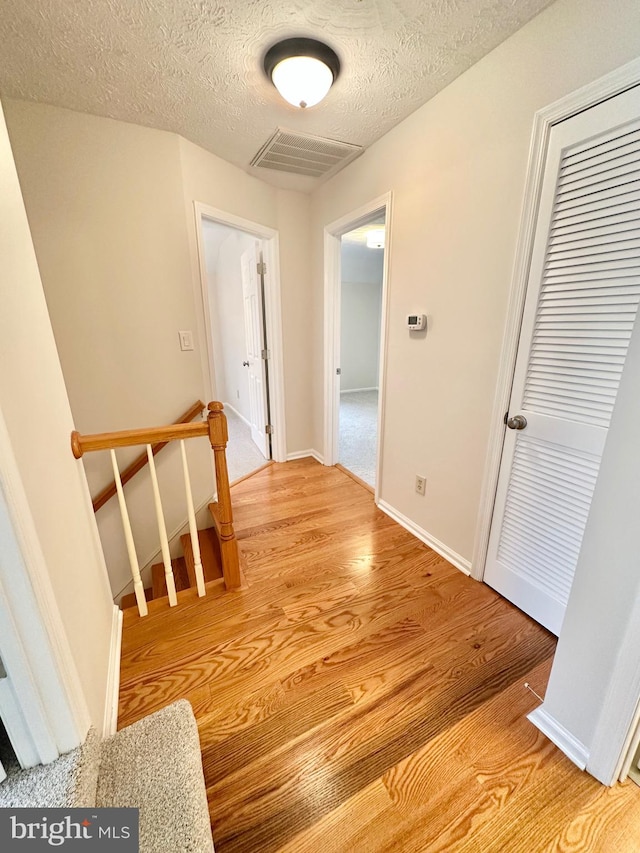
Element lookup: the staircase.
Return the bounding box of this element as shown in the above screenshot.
[120,516,227,610]
[72,400,242,617]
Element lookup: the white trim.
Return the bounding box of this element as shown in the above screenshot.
[323,192,393,508]
[527,706,589,771]
[340,387,379,394]
[103,605,122,737]
[0,575,56,767]
[0,409,87,758]
[323,227,341,468]
[588,589,640,784]
[471,58,640,789]
[377,499,471,576]
[223,401,251,428]
[286,449,324,465]
[192,202,287,463]
[472,57,640,583]
[619,695,640,783]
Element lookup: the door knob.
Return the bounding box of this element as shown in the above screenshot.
[242,361,249,367]
[506,414,527,430]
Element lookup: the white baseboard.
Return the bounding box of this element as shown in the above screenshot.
[376,499,471,576]
[340,387,379,394]
[287,449,325,465]
[103,605,123,737]
[223,401,251,428]
[528,706,589,771]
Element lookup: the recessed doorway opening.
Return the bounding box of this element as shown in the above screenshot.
[324,193,392,499]
[338,214,386,488]
[194,204,287,480]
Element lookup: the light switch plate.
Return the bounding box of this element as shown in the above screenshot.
[179,330,194,351]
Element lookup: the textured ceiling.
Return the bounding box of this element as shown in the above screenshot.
[0,0,554,192]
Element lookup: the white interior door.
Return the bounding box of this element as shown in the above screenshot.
[241,245,269,458]
[485,86,640,636]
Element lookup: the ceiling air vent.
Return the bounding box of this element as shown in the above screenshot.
[250,128,363,179]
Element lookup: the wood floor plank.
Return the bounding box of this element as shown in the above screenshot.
[119,574,431,726]
[206,623,553,852]
[275,780,395,853]
[118,458,640,853]
[201,680,353,787]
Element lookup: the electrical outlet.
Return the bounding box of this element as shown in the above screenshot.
[415,475,426,496]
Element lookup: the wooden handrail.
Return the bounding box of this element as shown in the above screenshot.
[77,400,206,512]
[72,400,241,596]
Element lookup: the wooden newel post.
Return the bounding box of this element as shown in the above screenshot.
[207,402,242,590]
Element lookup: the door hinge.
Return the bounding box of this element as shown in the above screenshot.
[261,348,270,360]
[257,261,267,276]
[265,424,274,435]
[0,656,6,679]
[336,368,342,375]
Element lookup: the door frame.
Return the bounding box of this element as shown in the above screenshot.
[193,202,287,463]
[0,406,90,765]
[472,56,640,785]
[323,192,393,502]
[472,56,640,582]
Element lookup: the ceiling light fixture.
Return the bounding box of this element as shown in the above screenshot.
[366,229,385,249]
[264,38,340,109]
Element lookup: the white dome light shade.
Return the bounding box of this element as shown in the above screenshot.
[264,38,341,110]
[271,56,334,109]
[366,229,385,249]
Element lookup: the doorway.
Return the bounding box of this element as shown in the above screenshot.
[338,215,386,488]
[194,204,287,474]
[324,194,392,498]
[482,84,640,636]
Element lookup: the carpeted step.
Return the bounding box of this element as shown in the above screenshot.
[181,527,223,586]
[97,700,214,852]
[0,727,101,808]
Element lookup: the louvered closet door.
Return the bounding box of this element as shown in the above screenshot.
[485,85,640,636]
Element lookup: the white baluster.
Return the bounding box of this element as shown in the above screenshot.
[180,440,205,596]
[146,445,177,607]
[110,449,147,617]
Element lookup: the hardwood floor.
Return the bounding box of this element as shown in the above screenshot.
[118,458,640,852]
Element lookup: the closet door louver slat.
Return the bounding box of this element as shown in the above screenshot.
[522,119,640,425]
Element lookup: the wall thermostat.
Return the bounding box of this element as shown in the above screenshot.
[407,314,427,331]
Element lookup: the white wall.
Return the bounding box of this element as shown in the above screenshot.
[202,222,256,421]
[0,100,113,732]
[274,190,314,453]
[178,137,315,454]
[341,240,385,285]
[340,281,382,391]
[4,103,315,594]
[340,243,383,391]
[538,304,640,780]
[3,100,215,598]
[310,0,640,566]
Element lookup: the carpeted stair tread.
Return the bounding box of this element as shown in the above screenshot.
[0,727,101,808]
[181,527,223,585]
[97,700,214,852]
